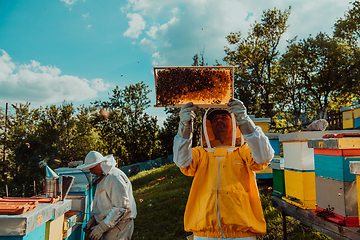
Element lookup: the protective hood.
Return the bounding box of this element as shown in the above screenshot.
[100,155,117,175]
[201,108,244,148]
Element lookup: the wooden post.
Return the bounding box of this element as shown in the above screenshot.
[281,207,287,240]
[5,185,8,197]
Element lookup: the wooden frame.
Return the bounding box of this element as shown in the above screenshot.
[153,66,234,108]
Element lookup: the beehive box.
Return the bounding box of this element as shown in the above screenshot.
[266,133,281,157]
[252,117,271,133]
[308,137,360,182]
[354,106,360,129]
[280,131,360,171]
[154,66,234,107]
[282,169,316,209]
[270,158,285,198]
[256,166,273,179]
[314,176,358,226]
[341,105,356,129]
[350,161,360,226]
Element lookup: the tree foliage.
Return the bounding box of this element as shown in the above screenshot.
[224,7,291,118]
[92,82,161,166]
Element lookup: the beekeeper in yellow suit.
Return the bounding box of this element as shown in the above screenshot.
[77,151,137,240]
[173,98,274,240]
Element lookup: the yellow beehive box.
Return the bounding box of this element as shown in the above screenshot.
[282,169,316,209]
[250,116,271,133]
[258,166,273,174]
[343,119,354,129]
[343,110,354,120]
[45,214,64,240]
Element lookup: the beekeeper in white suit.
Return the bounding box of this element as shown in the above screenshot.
[77,151,137,240]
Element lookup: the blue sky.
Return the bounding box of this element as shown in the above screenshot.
[0,0,352,126]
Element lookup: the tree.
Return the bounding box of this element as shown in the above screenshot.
[274,37,311,127]
[334,0,360,46]
[93,82,160,165]
[300,33,358,118]
[224,7,291,118]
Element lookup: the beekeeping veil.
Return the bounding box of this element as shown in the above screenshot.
[201,108,244,148]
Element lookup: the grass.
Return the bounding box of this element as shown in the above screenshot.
[130,164,331,240]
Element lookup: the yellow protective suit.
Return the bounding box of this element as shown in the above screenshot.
[173,109,274,239]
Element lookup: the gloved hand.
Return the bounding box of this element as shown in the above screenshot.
[178,102,198,139]
[227,98,255,135]
[83,215,96,234]
[89,221,110,240]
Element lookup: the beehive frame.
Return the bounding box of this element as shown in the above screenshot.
[154,66,234,108]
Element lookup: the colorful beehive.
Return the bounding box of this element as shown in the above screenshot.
[341,105,356,130]
[256,166,273,179]
[308,136,360,227]
[279,130,360,209]
[252,117,271,133]
[269,158,285,198]
[354,105,360,129]
[350,161,360,226]
[266,133,281,157]
[55,168,94,240]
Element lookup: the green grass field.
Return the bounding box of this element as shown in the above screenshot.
[130,164,331,240]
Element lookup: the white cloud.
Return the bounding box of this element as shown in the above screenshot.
[123,13,146,38]
[60,0,78,6]
[82,13,89,19]
[121,0,351,67]
[139,38,157,53]
[0,49,110,107]
[146,16,178,39]
[90,78,111,91]
[86,24,92,30]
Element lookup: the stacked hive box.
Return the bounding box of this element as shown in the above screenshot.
[55,168,94,240]
[341,105,356,130]
[350,161,360,226]
[280,132,317,209]
[256,132,279,179]
[279,130,360,209]
[308,136,360,227]
[270,158,285,198]
[355,105,360,129]
[252,117,271,134]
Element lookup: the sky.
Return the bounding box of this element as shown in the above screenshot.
[0,0,353,126]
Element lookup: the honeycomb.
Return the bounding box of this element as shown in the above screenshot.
[155,67,233,107]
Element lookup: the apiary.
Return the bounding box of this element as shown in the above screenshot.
[341,105,356,130]
[308,136,360,226]
[269,158,285,198]
[350,161,360,226]
[154,66,234,107]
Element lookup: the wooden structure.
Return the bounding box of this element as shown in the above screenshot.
[272,196,360,240]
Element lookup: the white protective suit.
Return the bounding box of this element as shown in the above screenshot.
[92,157,137,240]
